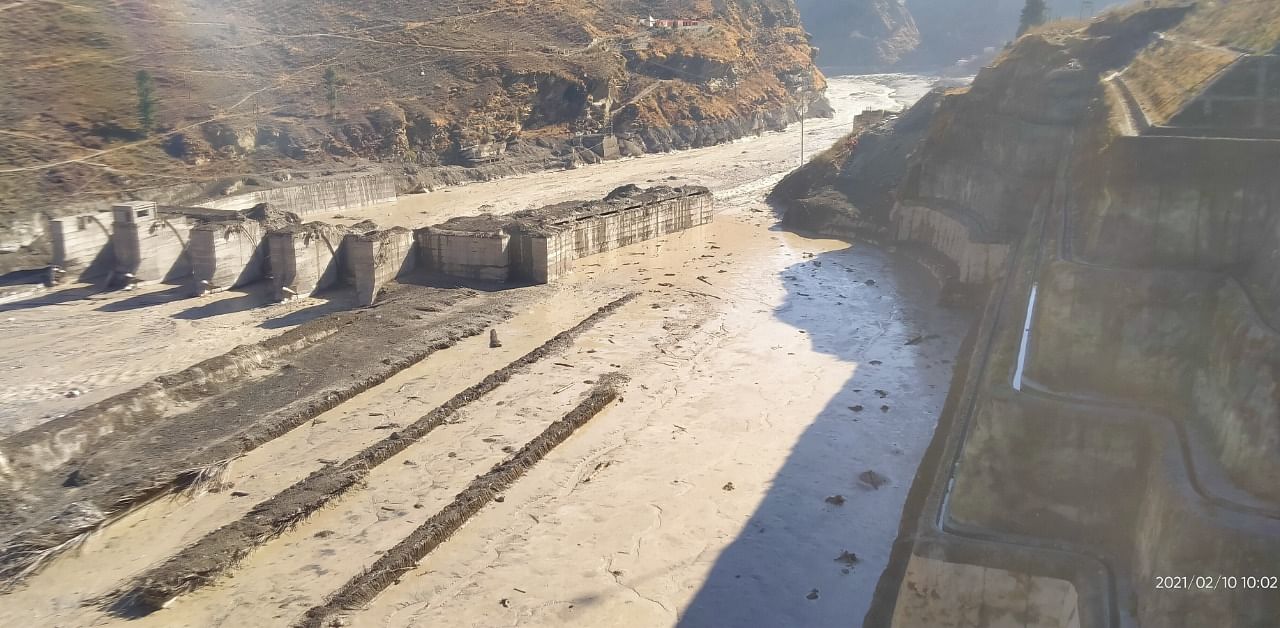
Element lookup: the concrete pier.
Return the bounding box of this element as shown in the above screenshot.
[110,202,192,283]
[267,225,345,300]
[189,219,268,289]
[49,212,115,281]
[423,186,714,284]
[346,228,416,306]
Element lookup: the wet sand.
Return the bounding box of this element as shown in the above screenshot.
[1,74,973,627]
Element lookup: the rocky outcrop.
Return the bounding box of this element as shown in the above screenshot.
[795,0,921,71]
[904,0,1130,69]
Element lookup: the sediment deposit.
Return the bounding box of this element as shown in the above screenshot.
[772,4,1280,627]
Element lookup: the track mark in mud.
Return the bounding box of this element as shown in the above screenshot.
[296,374,627,628]
[103,294,636,617]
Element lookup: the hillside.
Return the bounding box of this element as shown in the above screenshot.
[796,0,1132,72]
[794,0,920,72]
[0,0,827,249]
[776,1,1280,626]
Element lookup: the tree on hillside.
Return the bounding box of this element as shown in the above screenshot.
[1018,0,1049,35]
[323,67,339,117]
[136,70,156,136]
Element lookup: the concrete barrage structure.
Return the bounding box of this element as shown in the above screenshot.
[345,228,416,306]
[418,185,714,284]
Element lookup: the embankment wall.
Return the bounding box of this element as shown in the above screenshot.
[196,174,397,216]
[1027,260,1279,503]
[1072,135,1280,271]
[890,203,1010,284]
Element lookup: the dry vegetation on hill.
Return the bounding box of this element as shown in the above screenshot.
[0,0,824,238]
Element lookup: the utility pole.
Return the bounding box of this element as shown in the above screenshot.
[799,114,805,165]
[1079,0,1094,19]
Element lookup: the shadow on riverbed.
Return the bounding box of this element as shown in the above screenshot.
[676,241,971,627]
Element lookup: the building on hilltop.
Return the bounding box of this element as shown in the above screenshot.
[636,15,703,29]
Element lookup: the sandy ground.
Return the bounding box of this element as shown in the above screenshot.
[1,74,975,627]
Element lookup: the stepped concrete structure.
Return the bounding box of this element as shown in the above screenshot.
[870,8,1280,628]
[421,186,713,284]
[46,179,711,308]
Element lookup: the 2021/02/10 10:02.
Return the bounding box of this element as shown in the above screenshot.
[1155,576,1279,590]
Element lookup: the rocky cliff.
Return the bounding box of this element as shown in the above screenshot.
[795,0,1132,72]
[0,0,828,255]
[777,2,1280,626]
[794,0,921,72]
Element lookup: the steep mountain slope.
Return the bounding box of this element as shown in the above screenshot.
[794,0,1131,72]
[906,0,1130,67]
[794,0,921,72]
[0,0,827,246]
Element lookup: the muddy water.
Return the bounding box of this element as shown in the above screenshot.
[2,74,970,626]
[345,215,971,627]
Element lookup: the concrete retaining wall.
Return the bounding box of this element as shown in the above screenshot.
[519,191,714,281]
[346,229,416,306]
[1028,260,1280,504]
[197,174,397,216]
[1192,280,1280,503]
[267,227,344,300]
[511,230,573,283]
[110,202,192,282]
[891,203,1010,283]
[421,191,713,284]
[189,220,267,289]
[949,391,1280,628]
[418,228,511,282]
[1073,135,1280,271]
[49,212,115,280]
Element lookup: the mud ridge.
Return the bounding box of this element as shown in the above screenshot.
[104,294,636,616]
[296,373,627,628]
[0,312,353,490]
[0,289,498,587]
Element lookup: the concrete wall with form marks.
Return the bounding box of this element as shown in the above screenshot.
[267,226,345,300]
[422,188,714,284]
[519,189,715,281]
[189,220,268,289]
[346,229,416,306]
[890,203,1010,284]
[50,212,115,281]
[196,174,397,216]
[418,228,511,282]
[110,201,193,282]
